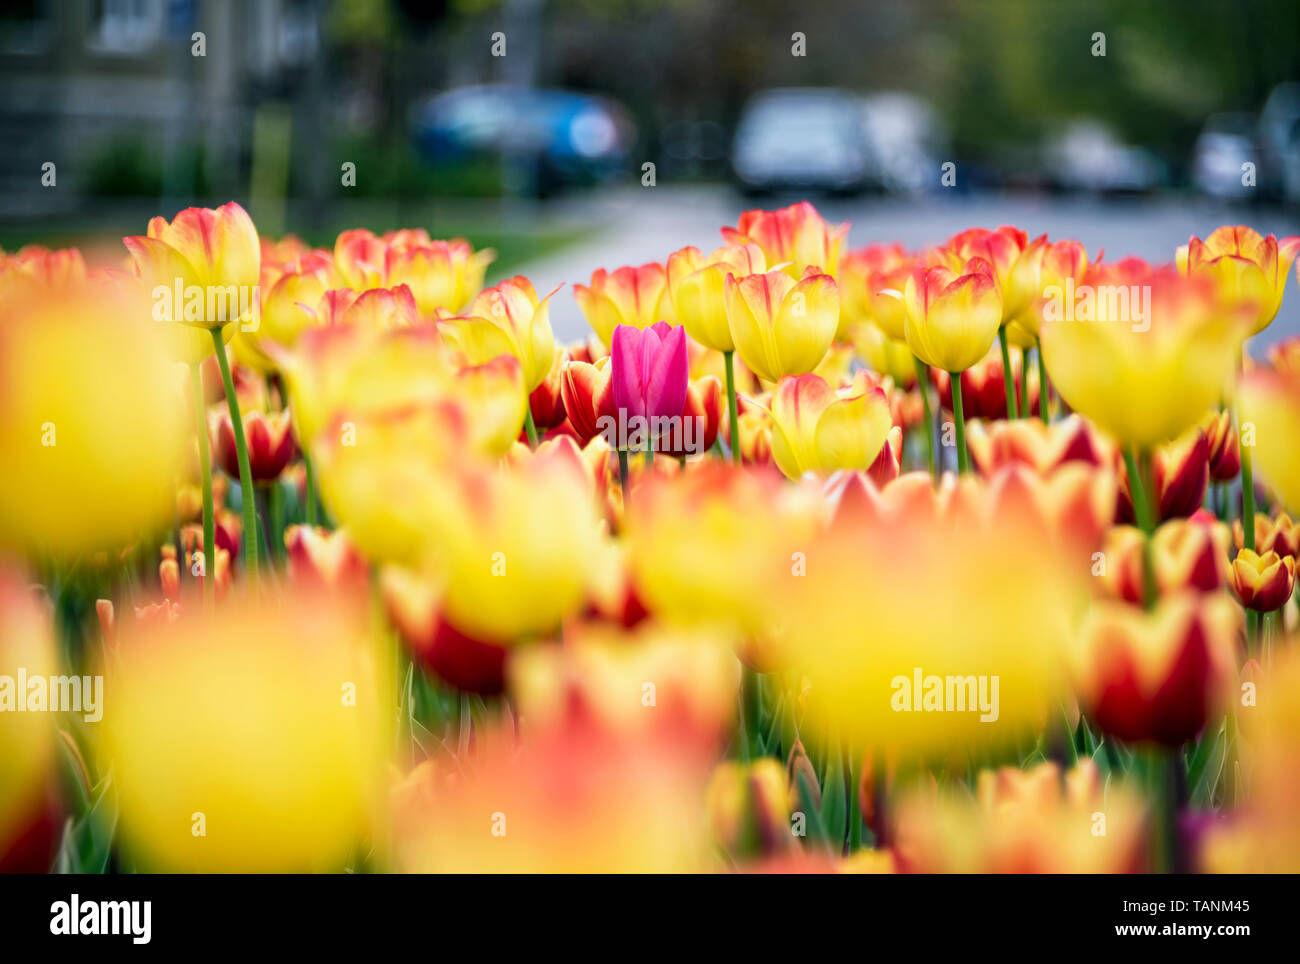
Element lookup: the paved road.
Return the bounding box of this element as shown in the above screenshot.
[514,185,1300,353]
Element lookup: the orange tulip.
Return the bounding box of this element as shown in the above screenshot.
[721,201,848,279]
[573,262,674,347]
[333,228,493,317]
[1179,225,1300,335]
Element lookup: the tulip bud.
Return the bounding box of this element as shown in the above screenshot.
[705,759,793,861]
[1231,548,1296,612]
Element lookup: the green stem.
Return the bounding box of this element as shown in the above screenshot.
[268,480,284,564]
[1247,610,1260,660]
[617,449,630,507]
[950,371,969,474]
[1036,337,1050,423]
[1019,347,1030,420]
[723,350,741,464]
[523,405,539,448]
[304,453,319,526]
[1148,747,1187,873]
[190,364,215,613]
[209,328,260,580]
[997,327,1019,418]
[1239,346,1255,549]
[1123,447,1158,607]
[912,355,936,479]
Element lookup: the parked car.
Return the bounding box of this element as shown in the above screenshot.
[1191,113,1259,200]
[731,88,874,196]
[1260,83,1300,202]
[1042,120,1165,195]
[859,92,947,195]
[410,85,635,196]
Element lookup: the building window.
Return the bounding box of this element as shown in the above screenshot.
[87,0,163,55]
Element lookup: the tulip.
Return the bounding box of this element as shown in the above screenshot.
[284,525,368,592]
[210,407,296,483]
[1040,266,1244,450]
[838,243,912,340]
[666,243,767,353]
[668,243,768,461]
[625,463,816,638]
[573,262,674,348]
[0,244,87,292]
[1239,367,1300,514]
[1071,591,1239,746]
[1201,409,1240,482]
[705,760,794,862]
[724,266,839,384]
[380,564,508,694]
[767,372,895,480]
[610,322,689,463]
[333,228,493,317]
[559,356,617,446]
[892,761,1145,873]
[0,566,60,872]
[1233,511,1300,560]
[0,281,187,558]
[126,202,267,578]
[1100,517,1230,605]
[721,201,848,279]
[902,257,1002,471]
[525,348,568,437]
[1231,548,1296,613]
[100,587,393,871]
[440,275,559,397]
[390,718,713,872]
[233,250,335,372]
[967,414,1112,477]
[427,451,606,643]
[510,623,737,753]
[1181,227,1300,552]
[123,202,260,333]
[1179,225,1300,336]
[1117,426,1210,524]
[658,375,724,460]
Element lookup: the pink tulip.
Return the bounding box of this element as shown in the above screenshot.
[611,321,689,425]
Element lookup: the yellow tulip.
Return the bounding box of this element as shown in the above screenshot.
[850,320,916,386]
[334,228,493,317]
[1240,367,1300,511]
[0,566,58,864]
[666,243,767,353]
[0,280,187,557]
[1180,225,1300,336]
[768,372,895,479]
[439,275,559,393]
[428,451,605,642]
[313,400,473,566]
[901,257,1002,374]
[723,267,839,383]
[1040,265,1244,449]
[123,202,260,331]
[100,587,393,871]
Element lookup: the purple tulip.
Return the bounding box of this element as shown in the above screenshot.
[610,323,689,435]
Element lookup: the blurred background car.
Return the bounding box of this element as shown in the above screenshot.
[858,91,947,196]
[1260,83,1300,203]
[1191,112,1259,200]
[730,88,874,196]
[410,84,635,198]
[1042,120,1166,195]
